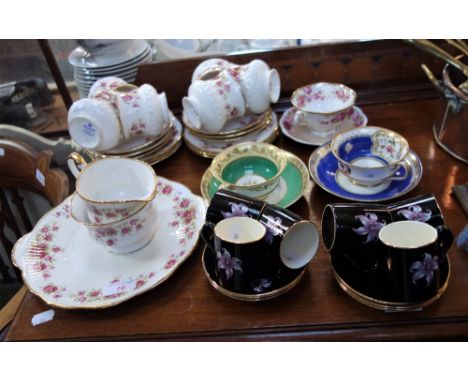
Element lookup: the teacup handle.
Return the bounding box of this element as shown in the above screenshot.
[387,161,411,182]
[292,109,305,126]
[67,152,89,179]
[200,223,216,254]
[436,225,454,260]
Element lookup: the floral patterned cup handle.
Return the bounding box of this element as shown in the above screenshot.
[291,108,304,124]
[292,110,317,129]
[67,152,89,179]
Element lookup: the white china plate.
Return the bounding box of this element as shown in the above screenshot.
[279,106,368,146]
[156,39,201,60]
[73,49,152,75]
[12,177,206,309]
[74,73,137,87]
[74,68,139,81]
[183,112,279,157]
[68,40,150,69]
[73,55,151,80]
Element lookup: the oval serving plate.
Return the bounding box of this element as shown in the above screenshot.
[12,177,206,310]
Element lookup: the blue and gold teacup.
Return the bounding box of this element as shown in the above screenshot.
[330,126,410,187]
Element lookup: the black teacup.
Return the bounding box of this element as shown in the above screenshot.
[205,189,266,226]
[259,205,319,270]
[378,220,453,302]
[322,194,448,275]
[201,216,275,293]
[389,193,445,228]
[322,203,391,273]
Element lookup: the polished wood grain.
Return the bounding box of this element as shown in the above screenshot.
[136,40,459,110]
[5,97,468,341]
[0,286,26,332]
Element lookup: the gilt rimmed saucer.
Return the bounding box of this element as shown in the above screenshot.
[132,118,183,165]
[202,245,306,302]
[86,117,183,165]
[201,151,311,208]
[183,110,271,140]
[308,143,422,202]
[330,253,450,312]
[99,115,177,156]
[279,106,368,146]
[12,177,206,310]
[184,112,279,158]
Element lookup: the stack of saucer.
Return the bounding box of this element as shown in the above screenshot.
[68,77,182,166]
[200,142,311,208]
[68,40,153,98]
[183,109,279,158]
[182,58,281,157]
[85,114,183,166]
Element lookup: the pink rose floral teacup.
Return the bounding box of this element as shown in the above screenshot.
[70,190,158,254]
[67,153,157,225]
[290,82,356,137]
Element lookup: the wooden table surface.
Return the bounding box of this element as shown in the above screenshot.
[6,97,468,341]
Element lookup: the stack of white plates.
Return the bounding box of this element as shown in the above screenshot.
[68,40,153,98]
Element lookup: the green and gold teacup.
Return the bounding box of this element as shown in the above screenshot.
[210,142,286,199]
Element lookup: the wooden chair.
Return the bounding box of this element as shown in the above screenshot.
[0,124,83,167]
[0,138,69,333]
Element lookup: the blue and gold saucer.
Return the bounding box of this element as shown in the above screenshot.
[308,143,422,202]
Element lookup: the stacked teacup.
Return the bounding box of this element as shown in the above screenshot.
[67,153,158,254]
[182,58,281,158]
[67,77,180,165]
[201,189,320,300]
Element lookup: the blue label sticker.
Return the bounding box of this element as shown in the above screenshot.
[83,122,96,137]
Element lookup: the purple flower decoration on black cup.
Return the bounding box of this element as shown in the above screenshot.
[398,205,432,222]
[263,215,284,244]
[352,212,386,243]
[216,248,243,280]
[410,253,439,286]
[221,202,250,219]
[252,278,273,293]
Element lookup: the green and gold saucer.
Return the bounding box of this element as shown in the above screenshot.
[201,151,311,208]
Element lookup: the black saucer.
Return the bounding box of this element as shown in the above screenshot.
[202,245,307,302]
[330,252,450,312]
